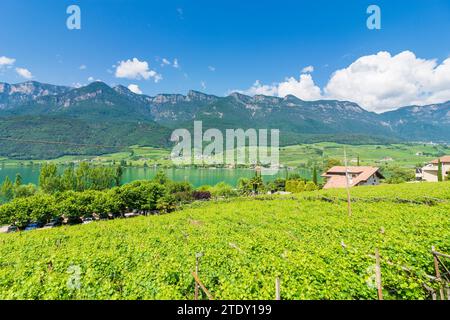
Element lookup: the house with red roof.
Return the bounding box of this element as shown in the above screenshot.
[419,156,450,182]
[321,166,385,189]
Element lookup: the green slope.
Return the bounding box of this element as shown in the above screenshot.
[1,182,449,299]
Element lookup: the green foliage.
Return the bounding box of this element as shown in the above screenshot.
[1,182,450,299]
[0,194,57,228]
[285,180,305,193]
[237,178,252,196]
[39,162,118,193]
[14,184,37,199]
[153,170,169,185]
[14,173,22,188]
[325,158,342,171]
[383,166,415,184]
[39,163,61,193]
[1,176,14,202]
[156,195,176,214]
[209,182,237,198]
[437,160,443,182]
[304,181,318,191]
[266,178,286,193]
[312,166,318,185]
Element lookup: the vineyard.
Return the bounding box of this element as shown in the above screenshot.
[0,182,450,299]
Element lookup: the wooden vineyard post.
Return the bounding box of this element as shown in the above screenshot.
[191,272,214,300]
[432,246,445,300]
[446,283,450,301]
[275,277,281,300]
[375,248,383,300]
[194,252,203,300]
[343,148,352,217]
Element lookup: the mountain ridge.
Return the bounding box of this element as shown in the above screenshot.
[0,80,449,159]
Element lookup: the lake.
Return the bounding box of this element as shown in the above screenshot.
[0,166,303,188]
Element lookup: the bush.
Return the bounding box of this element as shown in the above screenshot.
[192,191,211,201]
[156,195,176,213]
[168,181,192,194]
[172,191,194,203]
[383,166,415,184]
[267,178,286,193]
[304,181,318,191]
[210,182,237,198]
[285,180,306,193]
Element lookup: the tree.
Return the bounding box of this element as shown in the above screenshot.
[383,166,415,184]
[153,170,168,185]
[29,194,58,223]
[325,158,342,171]
[1,176,14,201]
[39,163,61,193]
[14,184,37,198]
[237,178,252,195]
[357,155,360,166]
[115,165,123,186]
[250,173,265,194]
[312,166,318,185]
[437,159,443,182]
[14,173,22,188]
[60,167,76,191]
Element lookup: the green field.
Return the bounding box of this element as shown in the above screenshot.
[1,182,449,300]
[1,142,448,170]
[280,142,449,168]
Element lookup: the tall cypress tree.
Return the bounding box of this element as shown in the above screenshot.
[14,173,22,188]
[437,159,443,182]
[312,166,318,185]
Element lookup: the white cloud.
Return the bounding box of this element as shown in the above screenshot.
[88,76,94,82]
[0,56,15,67]
[200,81,206,90]
[324,51,450,112]
[237,74,322,101]
[161,58,171,66]
[301,65,314,73]
[128,84,143,94]
[173,58,179,69]
[115,58,162,82]
[15,67,33,79]
[79,64,87,70]
[236,51,450,112]
[208,66,216,72]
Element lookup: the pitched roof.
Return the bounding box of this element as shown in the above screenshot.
[431,156,450,164]
[322,166,384,189]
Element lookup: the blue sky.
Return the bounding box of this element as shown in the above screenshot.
[1,0,450,111]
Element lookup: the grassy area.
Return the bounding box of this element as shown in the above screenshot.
[280,142,450,168]
[0,142,448,170]
[0,182,449,299]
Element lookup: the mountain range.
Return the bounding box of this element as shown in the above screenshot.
[0,80,449,159]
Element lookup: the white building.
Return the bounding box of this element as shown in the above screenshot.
[419,156,450,182]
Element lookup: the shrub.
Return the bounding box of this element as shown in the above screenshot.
[192,191,211,201]
[156,195,176,213]
[210,182,237,198]
[304,181,318,191]
[285,180,306,193]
